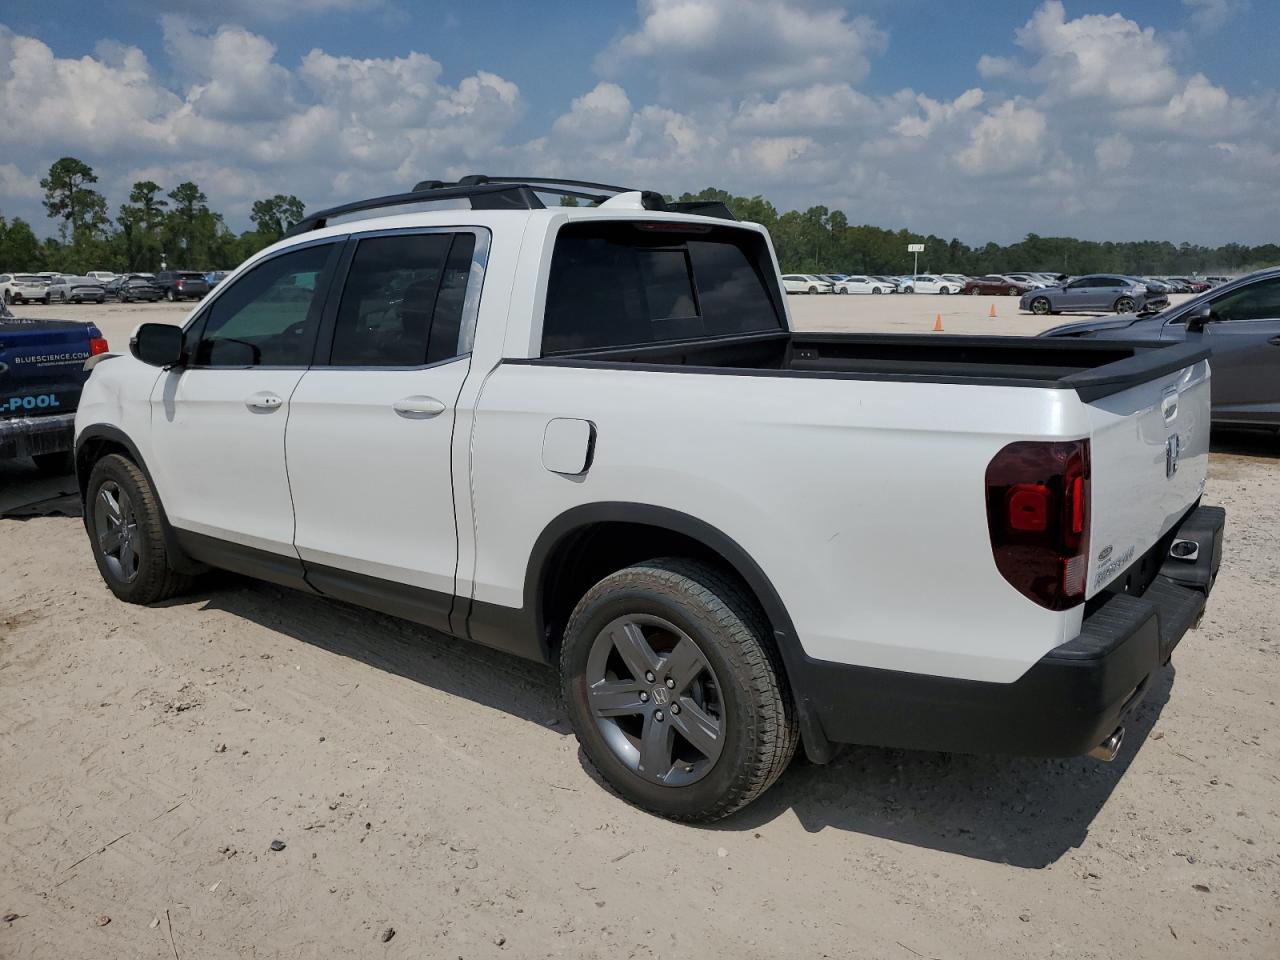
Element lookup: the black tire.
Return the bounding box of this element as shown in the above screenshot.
[872,287,882,294]
[85,453,194,604]
[32,451,74,475]
[2,290,10,304]
[940,287,951,295]
[561,558,798,822]
[808,286,817,294]
[968,287,980,295]
[1030,296,1051,315]
[1007,287,1019,296]
[837,287,848,294]
[42,294,50,304]
[1114,296,1136,313]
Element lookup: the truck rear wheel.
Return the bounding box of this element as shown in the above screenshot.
[560,558,797,821]
[85,454,194,604]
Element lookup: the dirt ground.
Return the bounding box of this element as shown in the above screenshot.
[2,295,1276,959]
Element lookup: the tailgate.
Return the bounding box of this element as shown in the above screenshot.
[0,320,96,417]
[1084,355,1211,597]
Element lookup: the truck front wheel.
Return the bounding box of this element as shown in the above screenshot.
[85,453,194,604]
[560,558,797,821]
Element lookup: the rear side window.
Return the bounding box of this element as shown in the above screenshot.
[541,222,783,354]
[328,232,476,367]
[191,243,334,367]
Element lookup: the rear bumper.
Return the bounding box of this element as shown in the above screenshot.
[798,504,1225,757]
[0,412,76,460]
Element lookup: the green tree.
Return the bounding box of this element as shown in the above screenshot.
[165,181,211,266]
[40,157,108,242]
[249,194,306,244]
[0,216,44,271]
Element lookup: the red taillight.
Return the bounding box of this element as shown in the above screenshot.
[90,336,110,356]
[985,439,1090,610]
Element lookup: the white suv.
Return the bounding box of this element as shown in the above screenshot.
[74,176,1223,821]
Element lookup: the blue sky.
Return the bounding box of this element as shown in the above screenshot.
[1,1,1276,244]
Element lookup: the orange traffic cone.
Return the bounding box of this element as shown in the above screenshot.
[989,303,997,318]
[933,313,943,332]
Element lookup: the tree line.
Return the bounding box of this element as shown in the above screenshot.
[2,161,1275,278]
[672,188,1278,277]
[0,157,305,275]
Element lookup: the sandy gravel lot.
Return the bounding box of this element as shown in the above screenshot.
[2,294,1276,959]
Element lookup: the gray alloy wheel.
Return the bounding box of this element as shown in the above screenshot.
[969,287,980,295]
[93,479,142,583]
[1114,296,1136,313]
[1031,296,1051,315]
[585,614,725,787]
[1007,286,1019,296]
[837,287,848,294]
[872,287,882,294]
[166,288,176,302]
[808,285,818,294]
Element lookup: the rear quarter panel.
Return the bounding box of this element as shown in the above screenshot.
[469,365,1091,684]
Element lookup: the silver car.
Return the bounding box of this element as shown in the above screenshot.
[1040,266,1280,427]
[49,275,107,303]
[1020,274,1168,316]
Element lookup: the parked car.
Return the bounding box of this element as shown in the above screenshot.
[832,275,889,294]
[74,175,1223,821]
[941,274,969,288]
[1,274,52,304]
[1020,275,1169,316]
[1003,273,1051,289]
[49,275,107,304]
[86,271,116,284]
[155,270,211,301]
[869,275,902,293]
[1041,265,1280,426]
[2,312,109,473]
[111,274,164,303]
[900,274,962,294]
[961,275,1033,296]
[781,274,833,294]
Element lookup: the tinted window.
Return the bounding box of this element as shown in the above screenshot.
[192,243,333,367]
[328,233,476,367]
[1210,278,1280,322]
[542,222,783,354]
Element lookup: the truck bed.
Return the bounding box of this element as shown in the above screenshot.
[537,332,1211,402]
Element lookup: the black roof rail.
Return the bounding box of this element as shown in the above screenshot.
[285,175,737,238]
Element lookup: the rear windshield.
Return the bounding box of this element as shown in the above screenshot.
[541,221,784,355]
[179,272,206,280]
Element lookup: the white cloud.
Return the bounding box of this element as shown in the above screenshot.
[552,82,632,140]
[599,0,886,97]
[1182,0,1249,32]
[1094,133,1134,171]
[956,102,1048,175]
[0,2,1277,248]
[1012,0,1178,105]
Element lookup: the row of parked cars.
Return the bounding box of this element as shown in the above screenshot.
[0,270,227,305]
[782,271,1235,316]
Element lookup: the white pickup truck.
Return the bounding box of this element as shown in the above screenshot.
[75,176,1225,821]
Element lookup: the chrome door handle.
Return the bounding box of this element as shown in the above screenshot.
[392,395,447,419]
[245,392,283,411]
[1268,335,1280,346]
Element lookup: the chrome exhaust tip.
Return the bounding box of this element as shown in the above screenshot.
[1088,727,1125,762]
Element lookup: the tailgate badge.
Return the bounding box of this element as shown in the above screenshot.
[1166,434,1180,478]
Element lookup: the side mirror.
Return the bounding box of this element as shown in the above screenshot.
[1186,303,1213,333]
[130,322,185,367]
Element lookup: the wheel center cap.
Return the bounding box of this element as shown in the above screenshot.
[650,685,669,705]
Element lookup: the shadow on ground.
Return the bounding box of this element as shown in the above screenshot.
[184,573,1171,870]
